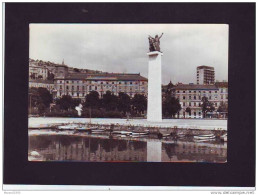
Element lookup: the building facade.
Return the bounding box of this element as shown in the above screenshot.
[197,65,215,85]
[173,83,228,119]
[53,63,148,100]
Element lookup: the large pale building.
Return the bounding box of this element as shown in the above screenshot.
[173,82,228,119]
[53,63,148,100]
[196,65,215,85]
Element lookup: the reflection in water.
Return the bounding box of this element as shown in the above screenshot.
[29,135,227,162]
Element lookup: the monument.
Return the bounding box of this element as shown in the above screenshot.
[147,33,164,122]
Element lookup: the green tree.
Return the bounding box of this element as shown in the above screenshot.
[201,96,215,118]
[84,91,100,109]
[102,91,118,111]
[28,87,52,114]
[131,94,147,114]
[217,102,228,113]
[56,95,73,111]
[185,107,191,116]
[162,95,181,118]
[117,92,131,115]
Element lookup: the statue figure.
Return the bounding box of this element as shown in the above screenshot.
[148,33,164,52]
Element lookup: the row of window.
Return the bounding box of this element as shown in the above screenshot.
[57,91,144,98]
[177,89,228,93]
[59,85,145,91]
[57,80,146,85]
[182,102,219,107]
[180,95,227,100]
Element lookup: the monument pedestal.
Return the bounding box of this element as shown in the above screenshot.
[147,51,163,122]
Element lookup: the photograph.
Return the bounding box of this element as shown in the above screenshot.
[28,24,228,163]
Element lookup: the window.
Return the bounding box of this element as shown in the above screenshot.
[221,95,223,99]
[89,86,92,90]
[60,85,62,89]
[194,96,196,100]
[199,103,201,106]
[209,91,211,93]
[142,82,145,85]
[77,93,79,97]
[66,86,69,90]
[101,82,103,84]
[189,102,191,106]
[119,82,121,84]
[107,82,109,84]
[82,86,85,90]
[112,82,114,84]
[183,91,185,93]
[183,96,185,100]
[189,96,191,99]
[72,86,74,90]
[215,91,217,93]
[77,86,79,90]
[194,91,196,93]
[66,81,69,83]
[194,102,196,106]
[177,90,180,93]
[221,89,223,93]
[189,91,191,93]
[95,86,97,90]
[194,112,196,116]
[130,82,132,84]
[215,103,217,106]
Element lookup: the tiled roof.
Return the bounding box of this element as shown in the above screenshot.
[29,79,54,84]
[215,82,228,88]
[173,84,218,90]
[58,73,148,81]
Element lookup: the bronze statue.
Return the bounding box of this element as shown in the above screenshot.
[148,33,164,52]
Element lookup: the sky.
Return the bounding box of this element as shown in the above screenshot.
[30,24,228,84]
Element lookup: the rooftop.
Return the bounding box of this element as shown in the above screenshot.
[56,73,148,81]
[173,84,218,90]
[197,65,215,70]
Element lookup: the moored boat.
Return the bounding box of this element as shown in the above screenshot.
[193,134,215,140]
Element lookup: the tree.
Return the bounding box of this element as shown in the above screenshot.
[47,72,55,80]
[102,91,118,111]
[201,96,215,118]
[131,94,147,114]
[29,87,52,109]
[37,87,53,108]
[217,102,228,113]
[117,92,131,115]
[84,91,100,109]
[162,95,181,118]
[74,68,80,72]
[28,87,52,115]
[185,107,191,116]
[56,95,73,111]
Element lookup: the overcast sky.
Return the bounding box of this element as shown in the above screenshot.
[30,24,228,84]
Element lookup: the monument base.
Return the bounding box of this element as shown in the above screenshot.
[147,51,163,122]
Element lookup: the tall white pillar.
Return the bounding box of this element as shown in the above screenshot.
[147,141,162,162]
[147,51,163,122]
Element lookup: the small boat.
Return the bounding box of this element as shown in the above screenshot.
[91,129,105,133]
[112,131,132,135]
[58,125,78,130]
[132,131,149,136]
[76,126,91,131]
[194,134,216,140]
[28,124,50,129]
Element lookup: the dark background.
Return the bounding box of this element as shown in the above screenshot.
[4,3,255,187]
